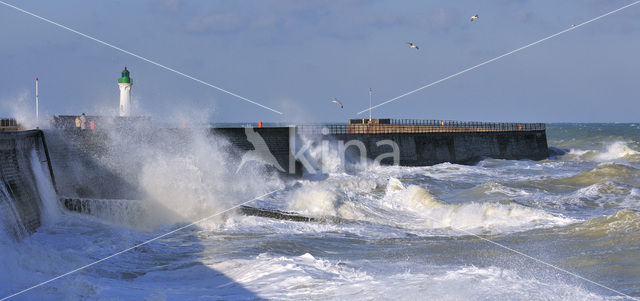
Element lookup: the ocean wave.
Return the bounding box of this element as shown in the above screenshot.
[457,182,531,200]
[382,180,574,234]
[557,162,640,187]
[565,141,640,162]
[566,210,640,242]
[284,178,574,235]
[561,182,640,210]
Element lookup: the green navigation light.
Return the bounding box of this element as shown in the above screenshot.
[118,67,131,84]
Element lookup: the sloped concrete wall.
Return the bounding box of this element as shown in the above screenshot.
[0,130,50,238]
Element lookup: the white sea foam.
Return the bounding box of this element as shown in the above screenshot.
[567,141,640,162]
[282,177,574,235]
[204,253,604,300]
[596,141,640,161]
[559,182,640,211]
[381,180,575,234]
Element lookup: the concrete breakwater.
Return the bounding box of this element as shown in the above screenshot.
[330,130,548,166]
[295,121,548,170]
[46,124,548,186]
[1,121,548,237]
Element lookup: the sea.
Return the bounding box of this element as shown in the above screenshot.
[1,123,639,300]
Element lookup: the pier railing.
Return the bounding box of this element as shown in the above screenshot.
[0,118,20,131]
[297,119,546,135]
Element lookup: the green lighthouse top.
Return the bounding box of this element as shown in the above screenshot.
[118,67,131,84]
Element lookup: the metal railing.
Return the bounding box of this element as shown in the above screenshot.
[0,118,20,131]
[297,119,545,135]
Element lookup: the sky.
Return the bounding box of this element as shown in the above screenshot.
[1,0,639,125]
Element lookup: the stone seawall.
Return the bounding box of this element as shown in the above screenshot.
[45,127,548,196]
[0,130,52,239]
[331,130,549,166]
[0,126,548,238]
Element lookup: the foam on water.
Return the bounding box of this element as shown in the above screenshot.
[0,215,146,300]
[453,181,531,201]
[284,176,574,235]
[203,252,604,300]
[380,179,575,234]
[563,182,640,211]
[566,141,640,162]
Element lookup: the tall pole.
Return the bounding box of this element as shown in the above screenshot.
[35,77,39,123]
[369,88,372,122]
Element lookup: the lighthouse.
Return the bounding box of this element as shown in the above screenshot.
[118,67,132,117]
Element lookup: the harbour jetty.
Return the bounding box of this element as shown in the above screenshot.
[0,116,548,238]
[296,119,548,167]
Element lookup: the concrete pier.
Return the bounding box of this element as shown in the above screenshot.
[0,119,549,237]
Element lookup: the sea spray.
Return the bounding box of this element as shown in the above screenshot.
[99,128,285,226]
[295,131,395,175]
[43,123,285,230]
[566,141,640,162]
[0,90,37,130]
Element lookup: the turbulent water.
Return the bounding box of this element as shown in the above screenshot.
[2,123,640,300]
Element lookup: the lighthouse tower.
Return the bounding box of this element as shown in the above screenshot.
[118,67,132,117]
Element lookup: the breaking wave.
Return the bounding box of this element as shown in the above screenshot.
[566,141,640,162]
[286,177,574,235]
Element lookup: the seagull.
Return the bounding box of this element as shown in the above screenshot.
[332,97,343,109]
[470,14,479,22]
[570,24,575,28]
[407,42,419,50]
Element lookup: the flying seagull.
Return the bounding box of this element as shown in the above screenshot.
[332,97,343,109]
[407,42,419,50]
[470,14,479,22]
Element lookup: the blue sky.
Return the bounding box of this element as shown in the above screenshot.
[1,0,639,124]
